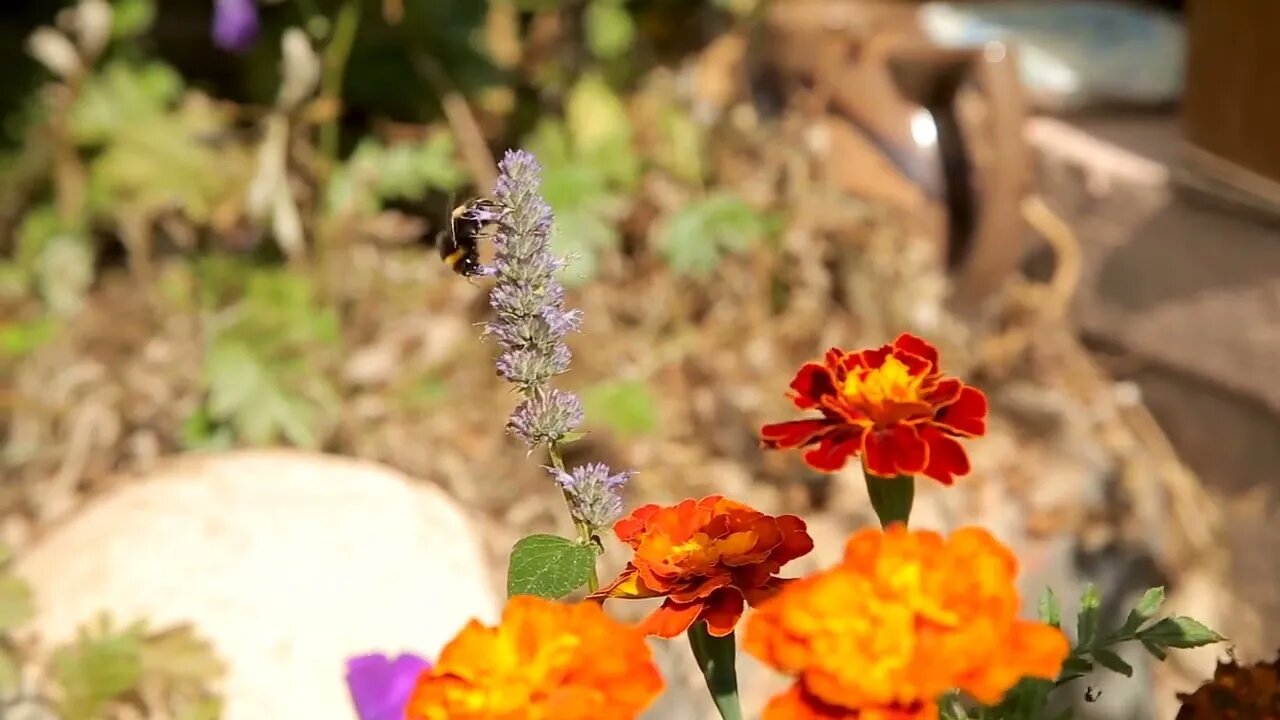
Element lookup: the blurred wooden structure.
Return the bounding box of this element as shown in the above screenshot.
[1182,0,1280,216]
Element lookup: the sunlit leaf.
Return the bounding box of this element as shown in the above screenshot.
[112,0,157,38]
[140,624,225,686]
[1120,586,1165,634]
[506,534,596,599]
[584,379,658,437]
[585,0,636,59]
[565,73,639,188]
[1091,648,1134,677]
[52,617,146,720]
[1138,617,1224,649]
[72,62,183,144]
[1038,587,1061,629]
[1075,583,1101,648]
[658,193,769,277]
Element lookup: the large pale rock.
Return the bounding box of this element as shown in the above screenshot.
[17,450,499,720]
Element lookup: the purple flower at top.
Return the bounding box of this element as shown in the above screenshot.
[344,652,431,720]
[213,0,260,53]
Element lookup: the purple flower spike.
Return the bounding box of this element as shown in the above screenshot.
[344,652,431,720]
[213,0,260,53]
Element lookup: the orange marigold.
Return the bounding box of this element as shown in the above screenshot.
[1176,651,1280,719]
[589,494,814,638]
[744,524,1069,720]
[760,333,987,485]
[405,595,663,720]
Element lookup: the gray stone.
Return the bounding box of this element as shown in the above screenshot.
[16,450,500,720]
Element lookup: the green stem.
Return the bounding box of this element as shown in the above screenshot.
[319,0,361,164]
[865,472,915,528]
[688,622,743,720]
[547,439,600,592]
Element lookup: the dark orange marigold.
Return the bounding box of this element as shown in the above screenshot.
[589,494,814,638]
[1176,651,1280,719]
[405,595,663,720]
[744,524,1069,720]
[761,333,987,484]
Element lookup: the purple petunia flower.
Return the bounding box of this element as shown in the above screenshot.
[344,652,431,720]
[212,0,260,53]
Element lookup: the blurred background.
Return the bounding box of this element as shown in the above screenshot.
[0,0,1275,718]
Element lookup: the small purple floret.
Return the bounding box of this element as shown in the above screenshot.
[212,0,260,53]
[344,652,430,720]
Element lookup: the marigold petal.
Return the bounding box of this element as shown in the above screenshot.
[923,377,962,406]
[772,515,816,565]
[761,419,833,450]
[592,566,663,600]
[639,598,704,638]
[890,424,929,475]
[934,385,987,437]
[919,425,971,485]
[802,427,864,472]
[861,429,899,478]
[891,347,933,378]
[892,333,940,372]
[701,588,747,637]
[788,362,839,409]
[668,574,732,603]
[615,504,661,544]
[761,682,864,720]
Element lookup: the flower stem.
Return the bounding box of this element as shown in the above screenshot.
[319,0,360,164]
[547,439,600,592]
[866,473,915,528]
[688,622,743,720]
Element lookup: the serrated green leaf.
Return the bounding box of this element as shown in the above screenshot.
[0,575,35,632]
[1140,638,1168,661]
[1138,616,1224,649]
[1121,586,1165,634]
[585,0,636,59]
[506,534,596,599]
[1075,583,1101,648]
[53,617,146,720]
[658,193,769,278]
[1091,648,1133,677]
[583,380,658,438]
[140,624,225,686]
[1038,587,1061,628]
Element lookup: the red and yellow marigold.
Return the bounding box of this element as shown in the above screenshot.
[589,494,814,638]
[761,333,988,485]
[744,524,1069,720]
[405,595,663,720]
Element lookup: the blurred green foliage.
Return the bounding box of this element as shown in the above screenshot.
[583,378,658,438]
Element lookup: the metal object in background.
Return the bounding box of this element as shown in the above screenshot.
[760,0,1032,307]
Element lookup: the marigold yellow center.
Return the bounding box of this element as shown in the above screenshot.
[842,356,926,410]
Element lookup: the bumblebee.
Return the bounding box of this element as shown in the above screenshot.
[439,198,505,279]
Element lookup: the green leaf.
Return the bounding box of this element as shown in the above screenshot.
[565,73,639,188]
[1121,586,1166,634]
[72,62,183,144]
[0,317,58,359]
[1038,587,1062,628]
[1138,617,1224,649]
[1057,656,1094,685]
[112,0,157,37]
[658,194,769,278]
[865,473,914,528]
[506,534,597,599]
[688,622,743,720]
[1140,638,1168,661]
[1075,584,1101,648]
[140,624,225,686]
[0,648,19,696]
[583,380,658,437]
[52,617,146,720]
[585,0,636,59]
[0,575,35,632]
[1091,648,1134,677]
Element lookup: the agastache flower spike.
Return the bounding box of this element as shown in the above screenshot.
[549,463,635,535]
[482,149,636,592]
[484,149,583,442]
